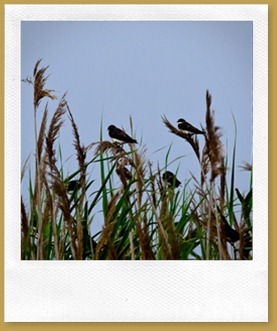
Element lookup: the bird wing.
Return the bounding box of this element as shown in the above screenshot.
[114,127,137,143]
[186,123,202,133]
[115,127,133,141]
[182,122,204,134]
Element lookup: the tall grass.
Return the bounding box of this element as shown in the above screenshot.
[21,60,253,260]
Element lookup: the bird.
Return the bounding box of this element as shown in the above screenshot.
[162,171,181,188]
[116,166,133,180]
[177,118,205,135]
[222,217,240,243]
[66,180,81,193]
[107,125,137,144]
[217,208,240,243]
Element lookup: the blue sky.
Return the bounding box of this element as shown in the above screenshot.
[21,21,253,231]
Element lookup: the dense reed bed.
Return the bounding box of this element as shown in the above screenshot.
[21,60,252,260]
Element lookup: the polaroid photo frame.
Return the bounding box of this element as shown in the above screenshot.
[5,4,268,322]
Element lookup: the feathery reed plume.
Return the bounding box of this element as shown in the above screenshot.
[66,102,86,259]
[45,95,67,169]
[33,59,57,108]
[44,94,78,258]
[204,91,223,182]
[29,60,57,259]
[66,103,86,179]
[162,115,200,161]
[37,104,48,163]
[132,144,147,210]
[105,191,121,225]
[95,221,117,260]
[94,141,126,157]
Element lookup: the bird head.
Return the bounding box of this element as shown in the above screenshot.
[162,171,174,180]
[108,125,116,131]
[177,118,186,124]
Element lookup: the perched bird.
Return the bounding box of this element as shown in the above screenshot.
[216,207,240,243]
[177,118,205,135]
[116,166,133,180]
[222,217,240,243]
[108,125,137,144]
[66,180,81,193]
[162,171,181,188]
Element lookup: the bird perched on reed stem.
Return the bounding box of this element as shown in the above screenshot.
[177,118,205,135]
[108,125,137,144]
[162,171,181,188]
[66,179,81,193]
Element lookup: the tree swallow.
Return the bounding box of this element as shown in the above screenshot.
[66,180,81,193]
[108,125,138,144]
[162,171,181,188]
[116,166,133,180]
[177,118,205,135]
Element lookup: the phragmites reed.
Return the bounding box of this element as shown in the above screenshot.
[203,90,223,182]
[132,144,147,209]
[23,60,58,260]
[105,191,121,225]
[95,221,117,260]
[66,102,87,259]
[37,104,48,163]
[201,91,224,258]
[43,96,68,258]
[94,141,126,158]
[33,59,57,108]
[45,95,67,169]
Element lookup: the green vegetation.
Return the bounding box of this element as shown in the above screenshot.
[21,60,252,260]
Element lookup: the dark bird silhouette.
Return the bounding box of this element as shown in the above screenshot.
[66,180,81,193]
[216,207,240,244]
[162,171,181,188]
[222,217,240,243]
[177,118,205,135]
[108,125,137,144]
[116,166,133,180]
